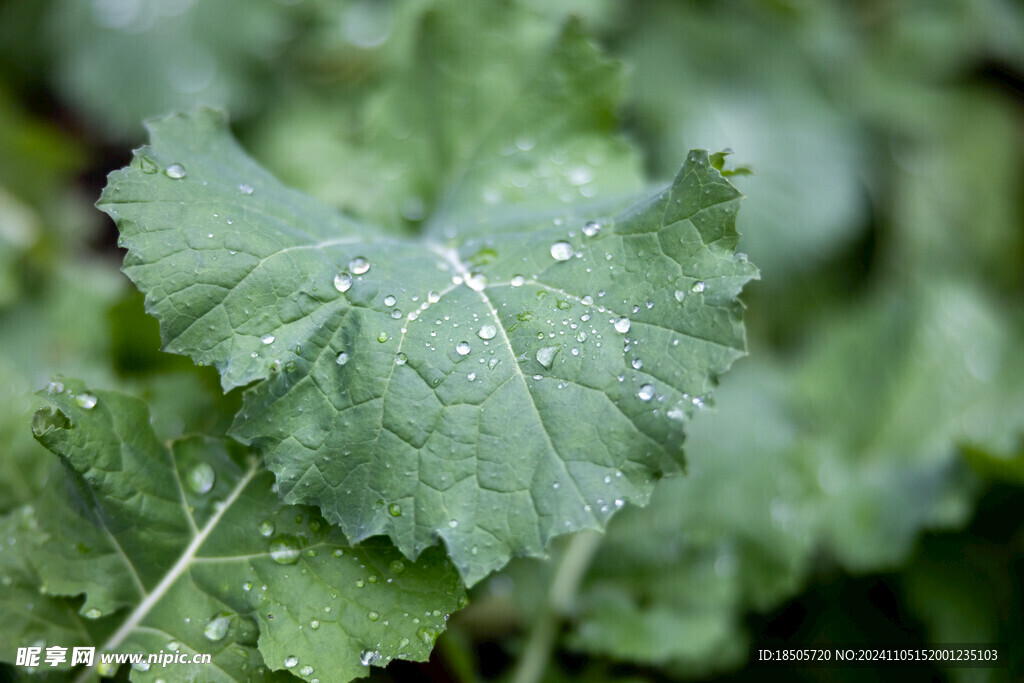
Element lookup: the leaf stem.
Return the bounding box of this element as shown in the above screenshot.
[509,530,602,683]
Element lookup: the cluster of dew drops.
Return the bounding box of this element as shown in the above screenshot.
[159,160,710,416]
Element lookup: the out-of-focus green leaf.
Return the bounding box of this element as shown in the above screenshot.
[254,4,644,231]
[45,0,296,139]
[616,0,868,278]
[30,379,465,681]
[566,278,1024,671]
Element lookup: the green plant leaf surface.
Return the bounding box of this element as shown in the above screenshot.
[30,379,465,682]
[99,108,756,584]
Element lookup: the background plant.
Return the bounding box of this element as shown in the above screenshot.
[1,0,1022,681]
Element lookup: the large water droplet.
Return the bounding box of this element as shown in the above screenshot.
[631,358,643,370]
[674,290,686,303]
[204,613,232,641]
[536,346,558,369]
[395,353,407,365]
[284,655,298,668]
[300,665,314,676]
[269,535,301,565]
[690,280,706,293]
[638,384,655,401]
[384,295,396,306]
[238,183,254,195]
[261,334,275,345]
[333,273,352,293]
[477,325,496,340]
[427,290,441,303]
[187,463,215,494]
[164,164,186,179]
[367,611,380,621]
[388,503,402,517]
[336,352,349,365]
[360,650,381,667]
[613,318,631,334]
[258,520,274,537]
[550,242,573,261]
[510,275,525,287]
[83,608,103,619]
[377,332,389,343]
[582,221,601,237]
[455,341,471,356]
[75,393,98,410]
[349,257,370,275]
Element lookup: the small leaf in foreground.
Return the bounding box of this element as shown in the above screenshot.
[30,379,465,682]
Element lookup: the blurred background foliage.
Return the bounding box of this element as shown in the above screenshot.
[0,0,1022,681]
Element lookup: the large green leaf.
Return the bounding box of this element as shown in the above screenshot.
[98,107,756,584]
[29,379,465,682]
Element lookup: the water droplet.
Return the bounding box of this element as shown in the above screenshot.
[550,242,573,261]
[269,535,301,565]
[674,290,686,303]
[455,341,471,356]
[477,324,496,340]
[416,627,436,646]
[309,619,320,630]
[187,463,215,494]
[164,163,186,179]
[139,156,158,174]
[349,257,370,274]
[239,183,254,195]
[690,280,706,293]
[536,346,558,369]
[300,665,314,676]
[367,611,380,621]
[83,608,103,619]
[427,290,441,303]
[388,503,403,517]
[258,520,274,537]
[638,384,655,401]
[510,275,525,287]
[667,407,686,421]
[377,332,389,343]
[261,334,275,345]
[46,380,64,394]
[395,352,407,365]
[384,295,396,306]
[336,352,349,365]
[613,318,631,334]
[448,519,459,528]
[333,273,352,293]
[391,308,402,319]
[75,393,98,410]
[582,220,601,237]
[284,655,298,668]
[204,613,232,641]
[631,358,643,370]
[360,650,381,667]
[390,559,405,574]
[466,273,487,291]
